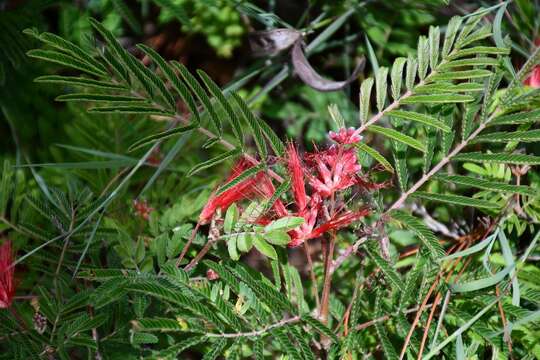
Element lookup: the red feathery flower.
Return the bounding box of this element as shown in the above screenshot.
[286,143,308,212]
[0,240,15,309]
[133,199,154,220]
[288,193,321,247]
[199,158,287,222]
[329,127,362,144]
[309,207,370,239]
[306,146,361,198]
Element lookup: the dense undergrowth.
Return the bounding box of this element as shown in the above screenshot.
[1,0,540,359]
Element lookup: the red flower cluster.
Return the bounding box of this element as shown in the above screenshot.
[286,142,368,247]
[133,199,154,221]
[199,128,370,247]
[0,240,15,309]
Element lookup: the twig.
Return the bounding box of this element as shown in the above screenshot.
[176,221,201,267]
[387,110,499,213]
[330,236,367,275]
[319,233,336,324]
[303,241,320,310]
[205,315,301,338]
[409,203,459,240]
[398,240,469,360]
[355,303,435,331]
[184,238,218,271]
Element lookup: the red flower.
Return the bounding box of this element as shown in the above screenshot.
[199,158,287,222]
[329,127,362,144]
[288,193,321,247]
[0,240,15,309]
[286,144,308,212]
[309,207,370,239]
[306,146,361,198]
[206,269,219,281]
[133,199,154,220]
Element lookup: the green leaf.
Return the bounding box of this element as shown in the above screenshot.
[414,82,484,94]
[136,49,199,123]
[111,0,142,34]
[447,46,510,60]
[368,125,426,152]
[30,31,107,73]
[435,174,536,196]
[423,297,498,360]
[128,123,198,152]
[253,235,277,259]
[462,104,479,141]
[489,109,540,126]
[405,55,417,91]
[264,230,291,246]
[187,148,240,176]
[451,266,512,293]
[133,50,177,110]
[88,105,174,116]
[90,19,157,97]
[224,203,239,234]
[133,318,188,332]
[438,57,500,70]
[264,217,304,232]
[429,26,440,70]
[174,62,222,135]
[442,16,463,57]
[202,338,228,360]
[417,36,429,79]
[273,328,303,360]
[375,290,399,360]
[459,23,492,48]
[302,315,338,343]
[34,75,126,90]
[359,77,374,123]
[402,94,474,104]
[375,67,388,111]
[391,57,406,100]
[355,142,394,173]
[27,49,106,77]
[228,236,240,261]
[216,164,264,197]
[473,129,540,143]
[231,92,268,159]
[388,110,450,132]
[258,117,286,156]
[431,69,492,81]
[55,93,146,102]
[366,247,404,292]
[389,210,445,260]
[439,230,497,262]
[197,70,244,144]
[453,152,540,165]
[262,179,290,214]
[137,44,194,111]
[412,192,501,209]
[236,233,253,252]
[392,141,409,192]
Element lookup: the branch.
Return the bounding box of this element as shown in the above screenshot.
[330,236,367,275]
[206,315,301,338]
[386,111,498,213]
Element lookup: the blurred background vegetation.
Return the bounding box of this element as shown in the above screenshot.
[1,0,539,358]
